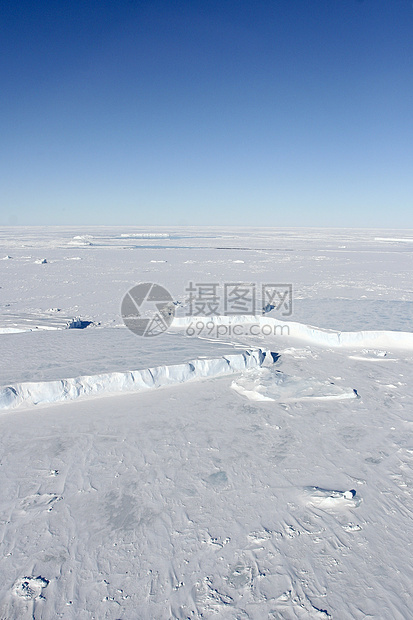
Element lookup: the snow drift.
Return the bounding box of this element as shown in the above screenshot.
[0,316,89,335]
[231,367,358,402]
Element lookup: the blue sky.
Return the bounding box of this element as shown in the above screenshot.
[1,0,412,227]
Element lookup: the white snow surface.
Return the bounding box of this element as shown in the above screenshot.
[0,226,412,619]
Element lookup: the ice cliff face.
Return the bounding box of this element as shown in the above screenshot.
[0,349,268,410]
[172,315,413,349]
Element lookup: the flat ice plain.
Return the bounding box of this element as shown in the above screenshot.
[0,227,412,619]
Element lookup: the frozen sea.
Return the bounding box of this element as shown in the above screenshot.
[0,227,412,619]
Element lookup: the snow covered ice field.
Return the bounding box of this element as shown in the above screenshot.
[0,227,413,619]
